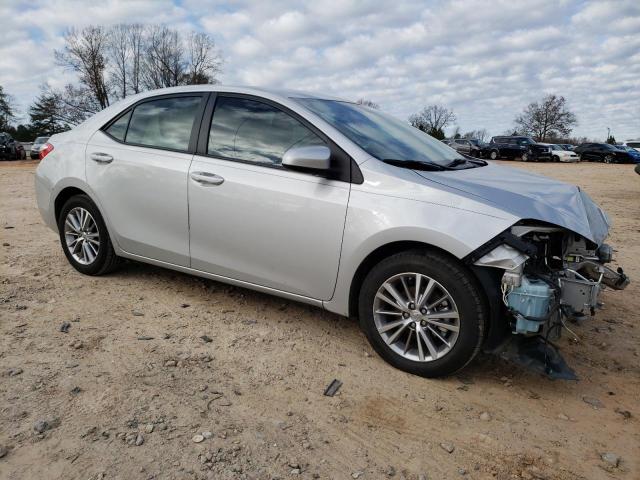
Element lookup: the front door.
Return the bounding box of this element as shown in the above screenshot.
[86,94,206,266]
[188,95,350,300]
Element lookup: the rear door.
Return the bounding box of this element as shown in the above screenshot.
[86,93,207,266]
[187,94,351,300]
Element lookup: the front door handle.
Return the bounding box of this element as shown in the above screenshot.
[90,152,113,164]
[190,171,225,186]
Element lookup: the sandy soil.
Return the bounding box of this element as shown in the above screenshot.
[1,159,638,480]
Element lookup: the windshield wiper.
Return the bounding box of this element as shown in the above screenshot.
[446,157,488,168]
[382,159,450,171]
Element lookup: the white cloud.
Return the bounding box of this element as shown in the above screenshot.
[0,0,639,140]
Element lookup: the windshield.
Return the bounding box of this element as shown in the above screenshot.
[34,137,48,144]
[294,98,462,166]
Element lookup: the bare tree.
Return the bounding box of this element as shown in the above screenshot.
[185,32,222,85]
[127,24,145,94]
[143,25,184,89]
[462,128,488,142]
[0,85,15,130]
[514,94,577,141]
[55,27,110,109]
[408,105,456,140]
[107,24,131,99]
[356,98,380,109]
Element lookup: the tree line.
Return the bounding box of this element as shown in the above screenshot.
[0,23,223,140]
[406,94,579,142]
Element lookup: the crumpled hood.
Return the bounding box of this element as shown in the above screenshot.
[414,162,610,244]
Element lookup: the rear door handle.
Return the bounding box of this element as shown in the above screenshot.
[90,152,113,164]
[190,171,225,186]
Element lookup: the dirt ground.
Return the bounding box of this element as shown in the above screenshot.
[1,159,638,480]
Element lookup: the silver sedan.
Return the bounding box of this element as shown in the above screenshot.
[35,86,628,377]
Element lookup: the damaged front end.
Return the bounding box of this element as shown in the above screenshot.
[469,222,629,379]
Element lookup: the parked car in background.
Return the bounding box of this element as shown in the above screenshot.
[487,136,551,161]
[30,136,50,159]
[622,140,640,152]
[448,138,490,158]
[558,144,575,151]
[617,145,640,163]
[34,85,630,378]
[574,143,638,163]
[0,132,26,160]
[545,144,579,162]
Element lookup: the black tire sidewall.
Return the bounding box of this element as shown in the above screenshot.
[358,252,485,378]
[57,195,112,275]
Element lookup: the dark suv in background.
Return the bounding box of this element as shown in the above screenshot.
[574,143,640,163]
[488,136,551,161]
[0,132,26,160]
[448,138,490,158]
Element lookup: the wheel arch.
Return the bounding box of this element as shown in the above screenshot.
[54,186,89,224]
[347,241,475,320]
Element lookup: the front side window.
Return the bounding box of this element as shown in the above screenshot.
[208,96,325,166]
[295,98,461,166]
[125,96,202,151]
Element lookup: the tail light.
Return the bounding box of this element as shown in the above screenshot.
[39,143,54,160]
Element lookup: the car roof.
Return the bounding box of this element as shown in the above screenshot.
[126,85,347,102]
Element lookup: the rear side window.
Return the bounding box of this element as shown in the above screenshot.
[208,96,325,166]
[105,110,131,142]
[125,96,202,151]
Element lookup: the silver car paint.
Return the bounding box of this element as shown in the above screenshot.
[35,85,611,318]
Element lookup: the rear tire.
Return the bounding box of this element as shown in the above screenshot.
[603,154,614,164]
[58,195,120,275]
[358,250,487,378]
[552,155,559,162]
[489,150,498,160]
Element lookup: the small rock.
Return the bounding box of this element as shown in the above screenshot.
[440,442,455,454]
[60,322,71,333]
[458,468,467,475]
[202,431,213,439]
[601,452,620,467]
[72,340,83,349]
[2,242,9,247]
[8,367,23,376]
[70,386,82,395]
[386,465,396,476]
[0,444,8,458]
[557,413,569,421]
[165,360,177,367]
[181,303,190,308]
[132,310,144,316]
[291,468,301,475]
[418,475,427,480]
[137,336,154,341]
[479,412,491,421]
[192,434,205,443]
[34,418,59,433]
[352,471,364,479]
[145,424,154,433]
[200,335,213,343]
[582,396,603,409]
[615,408,631,419]
[135,433,144,446]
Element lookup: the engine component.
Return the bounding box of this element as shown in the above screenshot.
[597,243,613,264]
[559,271,601,315]
[506,276,554,334]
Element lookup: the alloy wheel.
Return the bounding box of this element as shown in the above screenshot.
[64,207,100,265]
[604,155,613,164]
[372,272,460,362]
[490,151,498,160]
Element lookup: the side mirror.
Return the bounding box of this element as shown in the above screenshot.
[282,145,331,172]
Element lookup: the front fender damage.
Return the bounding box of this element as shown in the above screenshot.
[467,221,630,380]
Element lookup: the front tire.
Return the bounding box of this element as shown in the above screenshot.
[489,150,498,160]
[358,250,487,378]
[58,195,120,275]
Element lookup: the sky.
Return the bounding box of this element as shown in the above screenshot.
[1,0,639,141]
